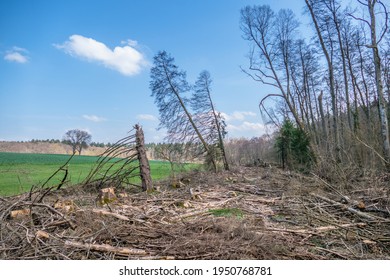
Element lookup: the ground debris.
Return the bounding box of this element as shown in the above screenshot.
[1,166,389,260]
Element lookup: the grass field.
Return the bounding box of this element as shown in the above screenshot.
[0,152,196,196]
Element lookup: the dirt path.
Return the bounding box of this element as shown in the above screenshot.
[1,166,389,259]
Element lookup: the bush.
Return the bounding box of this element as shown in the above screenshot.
[275,120,312,170]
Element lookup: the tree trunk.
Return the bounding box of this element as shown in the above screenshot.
[135,125,153,192]
[331,0,352,131]
[318,91,329,152]
[207,93,229,171]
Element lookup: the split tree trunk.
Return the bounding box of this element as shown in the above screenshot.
[135,125,153,192]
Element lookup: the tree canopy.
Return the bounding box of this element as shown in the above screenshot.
[63,129,92,155]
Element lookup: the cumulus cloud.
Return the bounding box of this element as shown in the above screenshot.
[4,47,29,63]
[82,114,107,122]
[221,111,256,121]
[136,114,158,121]
[55,35,147,76]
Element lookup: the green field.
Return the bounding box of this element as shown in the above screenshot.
[0,152,196,196]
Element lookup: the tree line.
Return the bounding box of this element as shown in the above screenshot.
[238,0,390,172]
[147,0,390,174]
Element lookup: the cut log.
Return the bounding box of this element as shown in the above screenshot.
[96,187,117,206]
[35,230,50,239]
[10,208,31,219]
[64,241,148,256]
[54,200,75,212]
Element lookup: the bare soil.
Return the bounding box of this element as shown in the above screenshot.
[1,166,389,259]
[0,141,106,156]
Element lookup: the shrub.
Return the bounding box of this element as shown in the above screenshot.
[275,120,312,170]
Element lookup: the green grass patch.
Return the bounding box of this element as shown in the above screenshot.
[0,152,199,196]
[208,208,244,219]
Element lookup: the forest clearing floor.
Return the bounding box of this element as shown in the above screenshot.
[1,166,390,259]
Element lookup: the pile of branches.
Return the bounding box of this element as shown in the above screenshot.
[243,170,390,259]
[0,171,277,259]
[0,125,155,259]
[1,165,389,260]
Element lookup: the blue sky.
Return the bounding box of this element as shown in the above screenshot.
[0,0,306,143]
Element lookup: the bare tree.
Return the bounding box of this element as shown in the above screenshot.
[349,0,390,170]
[155,143,189,181]
[63,129,92,155]
[305,0,341,162]
[240,6,308,129]
[191,70,229,170]
[240,5,317,162]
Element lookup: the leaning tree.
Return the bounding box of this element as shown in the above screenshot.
[191,70,229,170]
[149,51,218,171]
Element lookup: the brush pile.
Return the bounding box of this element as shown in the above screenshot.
[1,166,389,259]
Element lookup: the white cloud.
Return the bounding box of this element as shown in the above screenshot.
[4,47,29,63]
[55,35,147,76]
[82,114,107,122]
[221,111,257,121]
[136,114,158,121]
[227,121,266,132]
[121,39,138,47]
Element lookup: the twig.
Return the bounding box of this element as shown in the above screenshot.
[313,247,349,259]
[24,202,77,230]
[33,153,75,203]
[173,209,211,221]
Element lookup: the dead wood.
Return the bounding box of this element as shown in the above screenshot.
[313,222,367,232]
[91,209,130,221]
[64,241,148,256]
[173,209,211,221]
[135,124,153,192]
[310,193,390,221]
[1,166,390,260]
[266,222,366,236]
